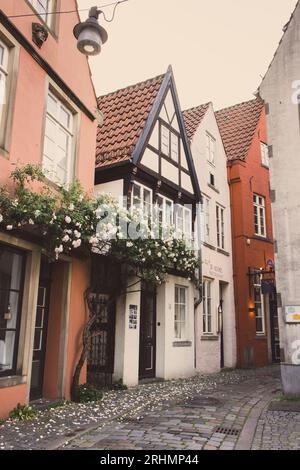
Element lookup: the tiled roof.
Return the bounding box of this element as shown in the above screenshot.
[96,74,165,168]
[182,103,210,140]
[215,98,264,161]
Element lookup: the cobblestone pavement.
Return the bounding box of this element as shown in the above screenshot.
[252,410,300,450]
[63,366,285,451]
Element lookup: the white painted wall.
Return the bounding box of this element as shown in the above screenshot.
[156,275,195,380]
[94,180,124,204]
[190,103,236,372]
[259,3,300,393]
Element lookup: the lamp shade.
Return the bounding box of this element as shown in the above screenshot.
[73,16,108,56]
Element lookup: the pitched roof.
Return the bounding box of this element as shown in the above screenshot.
[96,74,165,168]
[182,103,211,140]
[215,98,264,161]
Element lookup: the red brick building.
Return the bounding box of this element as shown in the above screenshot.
[216,99,279,368]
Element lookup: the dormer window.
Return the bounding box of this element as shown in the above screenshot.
[160,122,179,162]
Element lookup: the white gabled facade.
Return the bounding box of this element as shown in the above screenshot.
[94,67,201,386]
[184,103,236,373]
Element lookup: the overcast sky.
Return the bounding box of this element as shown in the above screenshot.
[78,0,298,110]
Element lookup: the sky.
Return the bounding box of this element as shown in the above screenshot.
[77,0,298,110]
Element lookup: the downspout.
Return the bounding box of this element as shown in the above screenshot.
[194,201,203,369]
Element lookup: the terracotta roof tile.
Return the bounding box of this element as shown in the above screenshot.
[96,74,165,168]
[182,103,210,140]
[215,98,264,161]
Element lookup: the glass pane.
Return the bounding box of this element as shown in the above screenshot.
[60,106,71,129]
[207,314,212,333]
[171,133,179,161]
[47,93,58,117]
[180,304,186,322]
[133,184,141,206]
[180,287,186,304]
[256,318,263,333]
[37,287,46,307]
[175,287,179,304]
[174,321,180,339]
[0,330,15,372]
[0,45,4,66]
[0,250,23,291]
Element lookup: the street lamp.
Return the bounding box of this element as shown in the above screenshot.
[73,7,108,56]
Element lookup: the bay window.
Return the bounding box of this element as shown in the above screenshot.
[43,90,74,186]
[156,194,174,228]
[131,182,152,218]
[175,205,192,240]
[0,246,25,376]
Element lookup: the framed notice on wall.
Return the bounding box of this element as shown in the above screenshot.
[129,305,138,329]
[285,306,300,323]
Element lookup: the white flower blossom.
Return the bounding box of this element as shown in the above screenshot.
[72,239,82,249]
[29,219,34,225]
[126,241,133,248]
[6,225,13,231]
[69,203,75,211]
[34,210,41,218]
[0,214,3,223]
[74,230,81,239]
[65,216,71,224]
[62,235,70,243]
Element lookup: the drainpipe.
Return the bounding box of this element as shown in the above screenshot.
[194,201,203,369]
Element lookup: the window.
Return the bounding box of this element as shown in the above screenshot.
[216,205,225,250]
[160,122,179,162]
[206,132,215,165]
[156,195,174,228]
[203,279,213,334]
[175,286,187,340]
[0,247,25,377]
[175,205,192,240]
[254,281,265,335]
[132,182,152,218]
[43,91,74,186]
[0,39,9,141]
[200,197,210,244]
[260,142,269,168]
[253,194,266,237]
[28,0,56,28]
[209,173,215,187]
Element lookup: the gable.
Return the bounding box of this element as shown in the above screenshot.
[137,73,199,199]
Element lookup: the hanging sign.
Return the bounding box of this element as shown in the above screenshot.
[285,306,300,323]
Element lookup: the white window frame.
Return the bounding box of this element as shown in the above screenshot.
[0,39,9,138]
[203,279,213,334]
[200,196,210,244]
[160,122,179,163]
[131,181,153,217]
[156,194,174,227]
[253,194,266,238]
[42,90,74,186]
[206,132,215,166]
[28,0,55,28]
[216,204,225,250]
[174,285,188,340]
[175,204,192,240]
[260,142,269,168]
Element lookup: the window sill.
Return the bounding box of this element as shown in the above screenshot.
[201,335,219,341]
[217,248,230,257]
[255,335,267,340]
[207,183,219,194]
[203,241,216,251]
[0,375,26,389]
[0,146,9,160]
[172,341,192,348]
[261,164,270,170]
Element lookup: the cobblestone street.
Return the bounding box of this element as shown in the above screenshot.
[63,366,284,451]
[1,365,300,450]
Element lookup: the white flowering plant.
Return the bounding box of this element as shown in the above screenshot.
[0,165,200,287]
